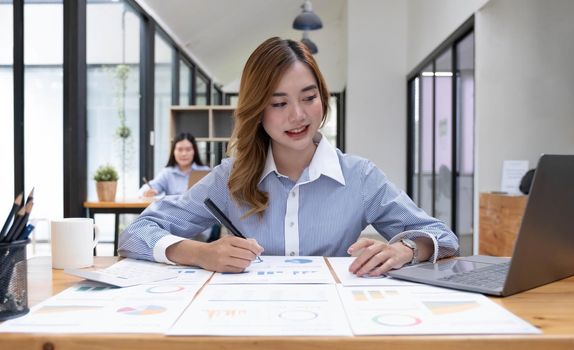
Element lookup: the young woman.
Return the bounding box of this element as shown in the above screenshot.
[120,37,459,276]
[140,132,210,197]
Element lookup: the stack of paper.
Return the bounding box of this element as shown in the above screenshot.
[0,256,540,336]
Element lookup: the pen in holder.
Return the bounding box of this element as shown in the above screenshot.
[0,239,30,321]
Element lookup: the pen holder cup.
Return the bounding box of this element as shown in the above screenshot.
[0,239,30,321]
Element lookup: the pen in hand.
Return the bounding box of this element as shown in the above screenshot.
[203,198,262,262]
[142,177,157,197]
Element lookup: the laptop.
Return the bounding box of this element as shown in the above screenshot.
[388,154,574,296]
[188,170,210,189]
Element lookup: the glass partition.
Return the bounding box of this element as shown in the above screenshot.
[0,1,14,216]
[153,32,174,174]
[455,32,475,256]
[408,27,475,255]
[434,48,453,227]
[195,71,208,105]
[212,85,222,105]
[419,63,434,215]
[24,1,63,235]
[322,95,338,147]
[87,0,141,201]
[179,59,191,105]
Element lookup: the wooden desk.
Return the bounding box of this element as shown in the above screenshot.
[1,256,573,350]
[83,200,154,256]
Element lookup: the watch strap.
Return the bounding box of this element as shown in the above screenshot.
[401,238,418,265]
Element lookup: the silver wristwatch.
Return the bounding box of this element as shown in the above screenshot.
[400,238,418,265]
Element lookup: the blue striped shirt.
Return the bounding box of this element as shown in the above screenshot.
[119,134,459,264]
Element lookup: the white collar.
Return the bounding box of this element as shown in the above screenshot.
[259,132,345,185]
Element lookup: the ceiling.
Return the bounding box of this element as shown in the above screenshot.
[136,0,347,92]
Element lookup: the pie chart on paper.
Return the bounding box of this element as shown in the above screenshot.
[117,305,166,316]
[284,258,313,264]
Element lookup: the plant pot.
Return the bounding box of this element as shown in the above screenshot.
[96,181,117,202]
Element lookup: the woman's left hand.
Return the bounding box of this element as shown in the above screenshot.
[347,238,413,277]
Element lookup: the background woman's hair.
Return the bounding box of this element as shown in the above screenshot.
[227,37,330,218]
[166,132,204,167]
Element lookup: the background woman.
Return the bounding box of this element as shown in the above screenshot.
[140,132,210,197]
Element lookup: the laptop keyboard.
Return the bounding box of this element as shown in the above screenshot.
[438,261,510,289]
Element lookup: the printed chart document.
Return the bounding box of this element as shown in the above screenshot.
[337,285,540,335]
[210,256,335,284]
[160,264,214,284]
[0,281,202,334]
[328,257,419,286]
[168,284,352,336]
[64,258,214,287]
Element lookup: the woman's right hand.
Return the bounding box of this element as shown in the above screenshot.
[166,236,264,273]
[143,188,159,197]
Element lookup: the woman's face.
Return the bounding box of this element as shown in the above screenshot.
[173,139,195,169]
[262,61,323,156]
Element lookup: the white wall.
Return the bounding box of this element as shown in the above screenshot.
[406,0,489,72]
[346,0,486,189]
[475,0,574,192]
[346,0,407,189]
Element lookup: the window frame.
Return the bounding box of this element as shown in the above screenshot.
[406,16,474,243]
[6,0,223,216]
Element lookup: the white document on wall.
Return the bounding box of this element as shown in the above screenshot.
[501,160,529,194]
[337,285,540,335]
[327,257,419,286]
[0,281,202,334]
[209,256,335,284]
[168,284,352,336]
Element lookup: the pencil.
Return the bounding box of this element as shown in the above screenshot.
[0,205,26,243]
[6,200,34,242]
[16,224,35,241]
[0,192,23,240]
[24,187,34,205]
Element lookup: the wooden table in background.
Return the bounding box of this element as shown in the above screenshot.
[83,200,154,256]
[1,257,573,350]
[479,192,528,256]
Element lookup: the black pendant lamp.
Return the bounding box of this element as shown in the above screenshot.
[292,0,323,31]
[301,31,318,54]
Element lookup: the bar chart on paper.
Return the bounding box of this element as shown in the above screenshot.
[167,284,352,336]
[209,256,335,284]
[336,285,540,335]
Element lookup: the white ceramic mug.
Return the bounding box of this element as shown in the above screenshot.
[50,218,100,269]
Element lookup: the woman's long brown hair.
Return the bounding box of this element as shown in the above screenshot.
[227,37,330,218]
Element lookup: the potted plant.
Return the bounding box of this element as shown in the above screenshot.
[93,165,119,202]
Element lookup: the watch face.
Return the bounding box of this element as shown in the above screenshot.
[402,239,416,249]
[401,239,418,265]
